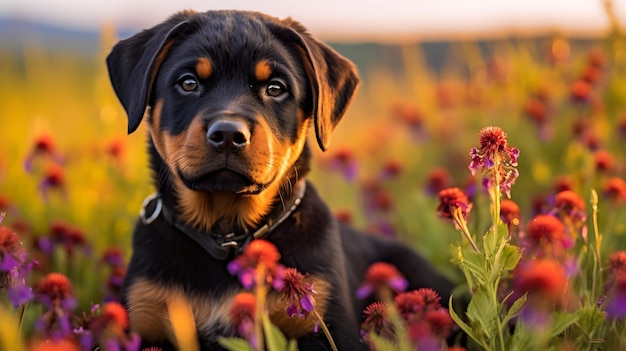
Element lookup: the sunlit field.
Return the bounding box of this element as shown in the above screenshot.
[3,14,626,350]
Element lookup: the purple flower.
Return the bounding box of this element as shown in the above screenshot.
[0,223,34,308]
[468,126,520,197]
[281,268,317,319]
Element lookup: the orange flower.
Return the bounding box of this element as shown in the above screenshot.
[229,292,256,326]
[514,259,567,302]
[101,301,129,330]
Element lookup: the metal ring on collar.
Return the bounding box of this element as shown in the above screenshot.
[140,193,162,225]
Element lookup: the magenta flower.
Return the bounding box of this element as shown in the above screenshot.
[0,221,34,308]
[33,272,77,338]
[356,262,408,299]
[468,126,519,197]
[227,240,284,290]
[326,148,359,181]
[229,292,258,348]
[281,268,317,320]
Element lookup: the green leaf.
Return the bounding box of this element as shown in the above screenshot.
[449,296,489,349]
[369,332,399,351]
[262,313,292,351]
[466,286,503,349]
[500,244,521,271]
[502,293,526,327]
[217,337,255,351]
[459,247,488,285]
[549,311,580,338]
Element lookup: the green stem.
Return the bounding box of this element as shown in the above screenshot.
[312,310,338,351]
[17,303,27,338]
[590,189,602,301]
[454,209,480,252]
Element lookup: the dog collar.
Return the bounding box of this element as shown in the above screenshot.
[139,181,306,260]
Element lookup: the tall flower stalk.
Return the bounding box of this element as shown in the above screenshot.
[448,126,523,351]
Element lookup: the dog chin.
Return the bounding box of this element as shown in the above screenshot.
[178,169,265,195]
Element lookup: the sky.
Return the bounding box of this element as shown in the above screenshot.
[1,0,625,41]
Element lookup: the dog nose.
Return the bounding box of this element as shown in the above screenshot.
[206,120,251,152]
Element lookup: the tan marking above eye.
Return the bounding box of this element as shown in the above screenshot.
[196,57,213,79]
[255,60,273,81]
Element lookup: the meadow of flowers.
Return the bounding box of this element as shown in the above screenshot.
[3,10,626,351]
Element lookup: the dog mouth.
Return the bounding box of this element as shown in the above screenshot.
[177,169,268,195]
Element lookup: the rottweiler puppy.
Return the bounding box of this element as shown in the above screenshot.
[106,10,455,351]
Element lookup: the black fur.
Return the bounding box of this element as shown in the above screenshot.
[106,10,456,351]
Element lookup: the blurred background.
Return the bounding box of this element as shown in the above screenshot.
[2,0,626,333]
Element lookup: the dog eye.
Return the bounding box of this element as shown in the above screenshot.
[178,75,199,92]
[265,81,286,98]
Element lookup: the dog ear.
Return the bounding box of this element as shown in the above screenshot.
[106,16,191,134]
[279,20,360,151]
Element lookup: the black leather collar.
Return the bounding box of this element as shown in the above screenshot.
[139,181,306,260]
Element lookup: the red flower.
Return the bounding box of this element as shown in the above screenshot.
[553,190,587,227]
[392,102,425,140]
[89,301,129,334]
[514,259,567,302]
[593,150,614,172]
[230,292,256,325]
[570,80,592,103]
[24,134,63,172]
[379,159,403,180]
[587,47,606,69]
[500,199,521,227]
[227,240,284,290]
[361,301,394,340]
[106,138,126,163]
[326,147,358,181]
[49,221,89,256]
[609,251,626,274]
[523,98,547,124]
[39,165,66,201]
[527,214,571,250]
[423,308,454,338]
[437,188,472,221]
[425,167,452,195]
[27,338,81,351]
[35,272,74,308]
[603,177,626,204]
[357,262,408,299]
[394,288,443,322]
[100,246,125,267]
[229,292,257,347]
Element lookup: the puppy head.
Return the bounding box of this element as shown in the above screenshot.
[106,10,359,195]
